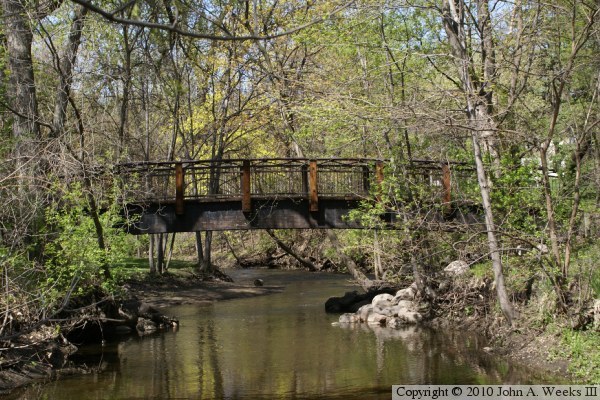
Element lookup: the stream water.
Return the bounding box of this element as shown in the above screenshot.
[13,269,550,399]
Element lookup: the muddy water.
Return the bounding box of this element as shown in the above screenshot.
[14,270,546,399]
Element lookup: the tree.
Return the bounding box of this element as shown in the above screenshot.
[438,0,517,324]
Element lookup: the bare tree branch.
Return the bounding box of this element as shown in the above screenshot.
[67,0,354,41]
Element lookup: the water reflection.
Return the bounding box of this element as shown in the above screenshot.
[14,270,548,400]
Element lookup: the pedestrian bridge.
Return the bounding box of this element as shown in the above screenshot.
[116,158,476,233]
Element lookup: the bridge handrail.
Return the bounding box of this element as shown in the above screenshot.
[115,158,476,216]
[115,157,475,170]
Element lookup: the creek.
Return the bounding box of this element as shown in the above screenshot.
[12,269,548,399]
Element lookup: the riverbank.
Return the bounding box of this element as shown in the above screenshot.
[428,307,571,381]
[125,271,284,308]
[9,269,546,399]
[329,271,599,383]
[427,272,599,383]
[0,269,283,395]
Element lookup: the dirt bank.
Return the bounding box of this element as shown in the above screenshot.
[427,276,574,382]
[428,314,570,382]
[125,273,284,308]
[0,271,283,395]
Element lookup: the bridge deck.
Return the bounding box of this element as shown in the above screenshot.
[117,158,475,233]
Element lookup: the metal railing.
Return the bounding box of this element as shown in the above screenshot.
[115,158,475,214]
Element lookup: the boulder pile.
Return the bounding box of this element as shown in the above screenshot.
[338,283,424,328]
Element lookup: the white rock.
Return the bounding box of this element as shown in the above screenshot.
[374,304,395,317]
[387,317,402,328]
[358,304,374,322]
[444,260,469,276]
[367,313,387,325]
[371,293,394,306]
[394,300,416,313]
[394,287,416,301]
[395,311,422,324]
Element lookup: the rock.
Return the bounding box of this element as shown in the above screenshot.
[339,313,359,324]
[358,304,374,322]
[444,260,469,276]
[394,286,416,302]
[371,293,394,306]
[395,310,422,324]
[253,279,264,287]
[393,300,416,313]
[136,317,158,336]
[374,303,395,317]
[325,291,361,313]
[386,308,422,327]
[325,288,396,313]
[387,317,403,328]
[348,299,372,313]
[367,313,387,325]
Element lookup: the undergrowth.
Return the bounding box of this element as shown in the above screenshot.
[553,329,600,383]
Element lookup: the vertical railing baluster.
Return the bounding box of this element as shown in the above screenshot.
[301,163,309,195]
[442,162,451,213]
[362,165,370,194]
[309,160,318,212]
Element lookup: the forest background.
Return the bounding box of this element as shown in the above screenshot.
[1,0,599,382]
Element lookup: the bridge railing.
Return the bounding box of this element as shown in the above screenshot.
[115,158,475,215]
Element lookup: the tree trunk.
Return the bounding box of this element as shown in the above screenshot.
[265,229,317,271]
[442,0,516,324]
[373,230,383,279]
[539,146,562,271]
[165,232,176,272]
[149,234,156,274]
[156,233,164,275]
[202,231,213,272]
[52,5,87,136]
[117,25,133,159]
[2,0,40,142]
[472,131,517,325]
[84,176,111,279]
[326,231,374,291]
[195,231,204,272]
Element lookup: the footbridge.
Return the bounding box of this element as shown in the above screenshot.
[116,158,476,234]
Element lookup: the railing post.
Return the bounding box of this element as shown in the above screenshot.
[309,160,318,212]
[442,162,451,212]
[375,161,384,201]
[175,163,184,215]
[241,160,251,213]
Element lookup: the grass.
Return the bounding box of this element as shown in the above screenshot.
[469,261,492,279]
[559,330,600,383]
